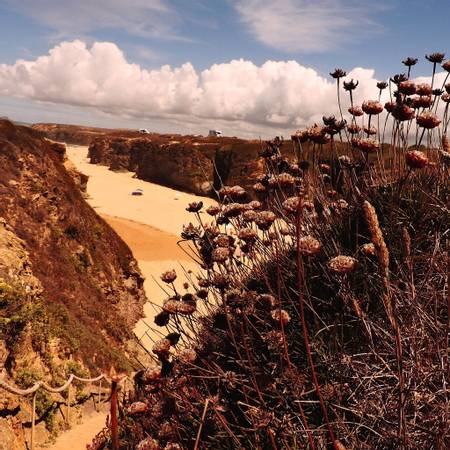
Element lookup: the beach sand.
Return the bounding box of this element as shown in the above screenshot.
[65,145,213,347]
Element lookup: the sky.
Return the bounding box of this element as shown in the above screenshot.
[0,0,449,138]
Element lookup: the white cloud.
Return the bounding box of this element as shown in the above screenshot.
[0,40,391,137]
[234,0,383,53]
[3,0,181,40]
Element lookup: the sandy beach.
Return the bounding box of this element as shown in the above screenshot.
[66,145,214,348]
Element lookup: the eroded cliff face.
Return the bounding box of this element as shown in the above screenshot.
[88,135,277,196]
[0,120,147,371]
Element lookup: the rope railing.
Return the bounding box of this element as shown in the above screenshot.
[0,372,131,450]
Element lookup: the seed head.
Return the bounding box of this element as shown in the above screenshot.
[206,205,221,216]
[254,211,277,230]
[398,80,417,95]
[328,255,358,274]
[186,201,203,213]
[330,68,347,79]
[128,402,149,416]
[136,437,160,450]
[426,52,445,63]
[161,269,177,284]
[212,247,231,263]
[412,96,432,109]
[348,106,364,117]
[271,309,291,326]
[405,150,428,169]
[298,235,322,256]
[377,81,388,90]
[353,138,380,153]
[361,243,376,257]
[392,104,415,121]
[416,111,441,129]
[177,348,197,364]
[402,57,418,67]
[347,123,361,134]
[362,100,384,115]
[152,338,172,358]
[343,79,359,91]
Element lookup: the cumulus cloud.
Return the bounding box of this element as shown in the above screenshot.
[234,0,384,53]
[0,40,393,136]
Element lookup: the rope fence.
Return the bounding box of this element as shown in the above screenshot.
[0,373,131,450]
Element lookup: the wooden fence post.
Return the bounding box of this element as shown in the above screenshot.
[30,391,37,450]
[66,384,72,426]
[110,379,119,450]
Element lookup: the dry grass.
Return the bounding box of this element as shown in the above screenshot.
[92,54,449,450]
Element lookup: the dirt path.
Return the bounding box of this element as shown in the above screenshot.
[46,407,108,450]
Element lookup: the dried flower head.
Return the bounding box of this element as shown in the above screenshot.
[308,125,330,144]
[154,311,170,327]
[348,106,363,117]
[176,301,196,316]
[330,68,347,79]
[416,83,432,96]
[391,73,408,85]
[238,228,258,243]
[353,138,380,153]
[152,338,172,358]
[242,209,258,223]
[249,200,262,210]
[402,57,418,67]
[161,269,177,284]
[361,243,376,257]
[377,81,388,90]
[181,223,202,240]
[271,309,291,326]
[128,402,149,416]
[343,79,359,91]
[392,104,415,121]
[254,211,277,230]
[347,123,361,134]
[338,155,353,166]
[177,348,197,364]
[412,95,432,109]
[163,298,180,314]
[291,129,309,143]
[405,150,428,169]
[212,247,231,263]
[141,366,162,384]
[416,111,441,129]
[136,437,160,450]
[399,80,417,95]
[364,126,377,136]
[362,100,384,115]
[253,182,266,193]
[298,235,322,256]
[206,205,221,216]
[186,201,203,213]
[328,255,358,274]
[282,196,301,214]
[426,52,445,63]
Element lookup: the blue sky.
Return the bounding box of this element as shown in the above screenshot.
[1,0,449,136]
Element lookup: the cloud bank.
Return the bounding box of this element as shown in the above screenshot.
[1,40,388,136]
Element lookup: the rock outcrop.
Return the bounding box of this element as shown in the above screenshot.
[88,135,283,196]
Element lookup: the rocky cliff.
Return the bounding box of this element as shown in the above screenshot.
[88,135,282,195]
[0,120,147,444]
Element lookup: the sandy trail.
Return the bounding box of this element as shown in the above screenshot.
[46,406,108,450]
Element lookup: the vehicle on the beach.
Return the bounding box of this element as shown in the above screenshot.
[131,188,144,196]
